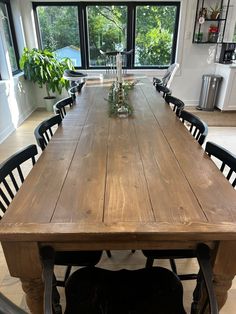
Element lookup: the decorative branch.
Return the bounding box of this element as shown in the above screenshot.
[107,80,136,117]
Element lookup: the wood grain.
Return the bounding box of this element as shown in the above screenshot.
[1,77,236,313]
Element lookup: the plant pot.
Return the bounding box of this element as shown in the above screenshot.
[44,96,56,112]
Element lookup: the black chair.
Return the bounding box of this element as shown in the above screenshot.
[41,244,218,314]
[0,292,27,314]
[34,115,62,151]
[68,82,85,101]
[54,97,74,119]
[205,141,236,187]
[155,84,172,99]
[165,95,185,117]
[0,144,38,219]
[179,110,208,145]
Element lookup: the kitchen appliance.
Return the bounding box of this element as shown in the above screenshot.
[217,43,236,63]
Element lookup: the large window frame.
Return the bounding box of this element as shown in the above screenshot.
[0,0,20,75]
[33,1,180,70]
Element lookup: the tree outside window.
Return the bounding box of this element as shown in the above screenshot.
[0,1,18,73]
[34,2,179,69]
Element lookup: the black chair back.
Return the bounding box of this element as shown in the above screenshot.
[205,141,236,187]
[0,144,38,218]
[179,110,208,145]
[41,244,218,314]
[165,95,185,117]
[155,84,171,99]
[34,115,62,151]
[54,97,73,119]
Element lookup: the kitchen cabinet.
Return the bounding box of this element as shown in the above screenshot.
[193,0,230,44]
[215,63,236,110]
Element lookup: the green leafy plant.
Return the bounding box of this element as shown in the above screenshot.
[20,48,74,98]
[107,81,136,117]
[209,4,221,19]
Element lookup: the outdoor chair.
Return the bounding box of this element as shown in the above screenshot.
[153,63,179,89]
[205,141,236,188]
[34,115,62,151]
[0,144,38,219]
[54,96,74,119]
[41,243,218,314]
[165,95,185,117]
[179,110,208,145]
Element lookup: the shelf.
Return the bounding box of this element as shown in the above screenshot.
[193,41,220,44]
[203,18,226,22]
[192,0,230,44]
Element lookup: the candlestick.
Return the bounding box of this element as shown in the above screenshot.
[116,53,122,83]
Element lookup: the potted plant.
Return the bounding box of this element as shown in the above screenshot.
[20,48,74,111]
[209,4,221,19]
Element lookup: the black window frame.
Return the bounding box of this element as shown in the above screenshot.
[33,1,180,70]
[0,0,20,75]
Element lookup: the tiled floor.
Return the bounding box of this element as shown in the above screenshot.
[0,108,236,313]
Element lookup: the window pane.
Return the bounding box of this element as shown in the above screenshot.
[135,5,178,67]
[0,3,18,72]
[87,5,127,67]
[36,6,81,67]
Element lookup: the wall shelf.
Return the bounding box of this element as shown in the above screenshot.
[193,0,230,44]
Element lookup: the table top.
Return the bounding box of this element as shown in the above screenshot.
[1,77,236,248]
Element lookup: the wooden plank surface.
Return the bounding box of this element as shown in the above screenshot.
[1,77,236,243]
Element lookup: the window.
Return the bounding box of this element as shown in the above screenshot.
[36,5,81,66]
[33,2,180,69]
[87,5,128,67]
[0,0,19,73]
[135,5,179,67]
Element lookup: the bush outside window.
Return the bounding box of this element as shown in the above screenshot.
[33,2,180,69]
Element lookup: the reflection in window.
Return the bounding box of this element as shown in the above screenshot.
[87,5,127,67]
[0,2,18,72]
[36,6,81,66]
[135,5,178,67]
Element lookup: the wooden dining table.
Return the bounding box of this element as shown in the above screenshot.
[1,77,236,313]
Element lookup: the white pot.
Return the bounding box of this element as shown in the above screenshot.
[44,96,56,112]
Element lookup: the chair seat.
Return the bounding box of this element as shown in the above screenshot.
[64,267,186,314]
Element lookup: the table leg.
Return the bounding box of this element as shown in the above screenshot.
[1,242,44,314]
[21,278,44,314]
[213,241,236,310]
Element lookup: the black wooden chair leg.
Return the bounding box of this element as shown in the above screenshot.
[170,258,177,274]
[106,250,112,258]
[145,257,154,268]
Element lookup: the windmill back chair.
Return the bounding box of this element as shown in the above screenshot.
[179,110,208,145]
[205,141,236,188]
[155,84,172,99]
[54,97,73,119]
[34,115,62,151]
[165,95,185,117]
[0,144,38,219]
[41,244,218,314]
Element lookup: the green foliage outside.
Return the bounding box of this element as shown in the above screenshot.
[0,4,18,72]
[135,6,176,66]
[36,5,177,67]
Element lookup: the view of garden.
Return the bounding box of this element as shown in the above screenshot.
[36,4,179,68]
